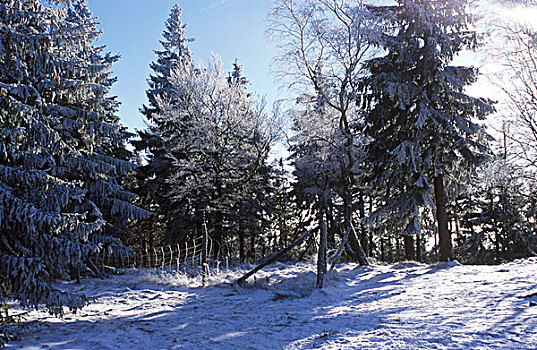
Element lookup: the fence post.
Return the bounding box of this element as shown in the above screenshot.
[153,247,158,269]
[208,237,213,260]
[192,240,197,266]
[161,246,165,269]
[184,241,189,266]
[145,247,150,268]
[177,243,181,270]
[317,210,328,289]
[202,221,208,286]
[169,245,173,269]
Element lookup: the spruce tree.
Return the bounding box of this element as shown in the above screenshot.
[457,136,537,263]
[64,0,149,241]
[364,0,494,261]
[0,0,147,315]
[133,4,195,247]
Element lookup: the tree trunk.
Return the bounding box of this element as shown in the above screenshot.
[387,235,393,262]
[404,234,415,261]
[434,174,451,261]
[330,227,351,271]
[454,219,460,249]
[342,190,368,265]
[326,205,336,247]
[396,234,401,259]
[317,210,328,289]
[239,223,246,263]
[249,234,256,263]
[349,224,369,265]
[416,233,421,262]
[202,221,208,286]
[381,237,385,262]
[368,196,374,257]
[214,212,224,260]
[358,192,368,256]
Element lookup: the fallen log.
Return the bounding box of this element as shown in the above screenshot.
[349,224,369,266]
[235,227,317,287]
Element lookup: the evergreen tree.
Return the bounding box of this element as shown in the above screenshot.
[226,59,276,262]
[364,0,494,261]
[134,4,276,253]
[133,4,195,248]
[63,0,149,241]
[0,0,147,315]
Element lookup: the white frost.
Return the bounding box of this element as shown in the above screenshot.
[8,258,537,349]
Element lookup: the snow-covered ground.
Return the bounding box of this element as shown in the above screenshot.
[7,258,537,349]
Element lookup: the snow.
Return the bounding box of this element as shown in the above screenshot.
[7,258,537,349]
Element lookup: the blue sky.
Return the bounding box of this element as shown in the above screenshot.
[90,0,278,132]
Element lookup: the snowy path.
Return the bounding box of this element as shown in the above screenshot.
[8,258,537,349]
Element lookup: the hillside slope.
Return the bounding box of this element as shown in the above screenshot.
[8,258,537,349]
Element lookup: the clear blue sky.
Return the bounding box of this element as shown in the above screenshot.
[90,0,278,132]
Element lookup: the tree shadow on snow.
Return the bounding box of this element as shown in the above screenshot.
[9,267,425,350]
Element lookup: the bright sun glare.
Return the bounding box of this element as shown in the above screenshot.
[506,4,537,28]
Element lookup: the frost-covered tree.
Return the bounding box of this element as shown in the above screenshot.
[160,55,276,254]
[133,4,195,248]
[0,0,147,315]
[364,0,494,261]
[493,20,537,170]
[455,128,537,263]
[226,60,278,262]
[63,0,149,240]
[266,159,301,252]
[134,5,277,256]
[269,0,381,264]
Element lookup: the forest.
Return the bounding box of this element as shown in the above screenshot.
[1,0,537,348]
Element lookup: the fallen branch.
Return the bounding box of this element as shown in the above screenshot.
[349,224,369,266]
[329,226,351,272]
[235,227,317,287]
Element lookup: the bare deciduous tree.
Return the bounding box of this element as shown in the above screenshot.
[494,22,537,170]
[269,0,383,266]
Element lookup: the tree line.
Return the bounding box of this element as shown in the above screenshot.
[1,0,537,333]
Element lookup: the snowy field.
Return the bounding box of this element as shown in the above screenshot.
[7,258,537,350]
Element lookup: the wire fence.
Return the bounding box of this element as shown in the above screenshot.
[98,236,225,271]
[98,230,329,274]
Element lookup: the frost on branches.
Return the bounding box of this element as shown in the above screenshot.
[134,5,275,252]
[0,0,148,315]
[155,55,274,251]
[133,4,195,248]
[363,0,495,261]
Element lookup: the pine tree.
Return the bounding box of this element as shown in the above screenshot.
[0,0,147,315]
[64,0,149,242]
[364,0,494,261]
[133,4,195,248]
